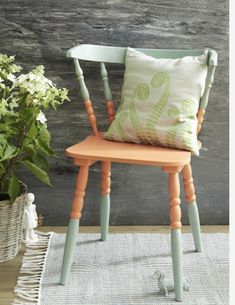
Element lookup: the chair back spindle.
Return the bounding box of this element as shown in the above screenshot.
[100,63,115,123]
[197,109,206,135]
[74,59,98,135]
[197,50,217,134]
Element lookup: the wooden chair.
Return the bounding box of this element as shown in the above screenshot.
[59,44,217,301]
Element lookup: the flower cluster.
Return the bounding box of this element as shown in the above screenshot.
[0,56,68,120]
[0,53,69,202]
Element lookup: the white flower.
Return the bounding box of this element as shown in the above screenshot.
[9,99,19,109]
[32,98,39,105]
[17,74,27,83]
[36,111,47,124]
[29,73,36,81]
[27,83,36,94]
[0,77,4,83]
[7,73,16,83]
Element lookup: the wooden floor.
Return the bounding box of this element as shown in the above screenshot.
[0,226,229,305]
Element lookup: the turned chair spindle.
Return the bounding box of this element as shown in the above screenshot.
[100,63,115,123]
[74,59,98,135]
[196,51,217,134]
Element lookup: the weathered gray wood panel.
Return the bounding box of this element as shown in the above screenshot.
[0,0,229,225]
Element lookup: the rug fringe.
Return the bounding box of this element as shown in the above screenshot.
[12,231,52,305]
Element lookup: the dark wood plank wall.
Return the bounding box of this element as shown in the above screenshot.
[0,0,229,225]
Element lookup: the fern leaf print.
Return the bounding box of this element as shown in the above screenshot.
[145,72,170,144]
[129,83,150,142]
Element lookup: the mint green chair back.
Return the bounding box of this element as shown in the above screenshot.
[66,44,217,135]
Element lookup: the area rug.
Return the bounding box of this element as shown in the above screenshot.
[13,232,229,305]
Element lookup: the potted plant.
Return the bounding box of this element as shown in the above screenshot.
[0,53,69,262]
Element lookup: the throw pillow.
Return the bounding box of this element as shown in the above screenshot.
[103,47,208,155]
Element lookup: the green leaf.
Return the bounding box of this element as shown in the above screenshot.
[24,144,36,159]
[0,162,5,176]
[23,150,48,172]
[38,124,51,146]
[36,124,55,157]
[8,175,20,203]
[21,121,38,148]
[0,134,8,144]
[22,107,39,121]
[4,116,21,126]
[0,123,11,133]
[20,160,51,186]
[21,123,38,147]
[33,154,49,171]
[27,122,38,139]
[0,145,18,161]
[36,138,56,157]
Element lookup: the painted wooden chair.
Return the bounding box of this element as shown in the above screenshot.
[59,44,217,301]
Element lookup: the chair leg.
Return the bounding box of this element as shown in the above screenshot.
[168,170,183,302]
[100,161,111,241]
[182,164,202,252]
[60,164,89,285]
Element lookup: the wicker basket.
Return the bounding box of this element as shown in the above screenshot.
[0,191,27,263]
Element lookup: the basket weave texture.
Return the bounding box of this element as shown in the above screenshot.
[0,192,27,263]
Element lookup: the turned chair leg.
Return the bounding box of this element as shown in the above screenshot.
[168,171,183,302]
[100,161,111,241]
[60,164,89,285]
[182,164,202,252]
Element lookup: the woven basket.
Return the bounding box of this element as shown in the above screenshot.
[0,191,27,263]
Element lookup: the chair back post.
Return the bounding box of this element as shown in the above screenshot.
[100,63,115,123]
[197,50,218,134]
[73,59,99,135]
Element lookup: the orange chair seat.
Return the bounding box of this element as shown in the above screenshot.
[66,133,191,167]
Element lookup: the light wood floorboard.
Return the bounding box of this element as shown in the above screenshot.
[0,226,229,305]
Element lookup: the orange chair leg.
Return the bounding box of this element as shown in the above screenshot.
[70,165,89,220]
[169,171,182,231]
[60,164,89,285]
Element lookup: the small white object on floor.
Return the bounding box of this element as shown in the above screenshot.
[23,193,38,244]
[153,270,190,296]
[154,270,174,296]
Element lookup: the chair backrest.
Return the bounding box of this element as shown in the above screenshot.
[67,44,217,136]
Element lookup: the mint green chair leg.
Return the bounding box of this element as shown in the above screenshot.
[100,195,110,241]
[60,164,89,285]
[167,170,183,301]
[100,161,111,241]
[60,219,79,285]
[188,202,202,252]
[182,164,203,253]
[171,229,183,302]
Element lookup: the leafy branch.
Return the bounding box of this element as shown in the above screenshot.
[0,53,69,202]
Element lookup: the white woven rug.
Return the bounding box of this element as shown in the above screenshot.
[13,233,229,305]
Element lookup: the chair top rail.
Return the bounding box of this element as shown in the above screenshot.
[67,44,213,64]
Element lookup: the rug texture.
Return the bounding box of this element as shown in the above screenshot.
[13,233,229,305]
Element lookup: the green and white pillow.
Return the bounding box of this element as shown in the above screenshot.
[103,48,208,155]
